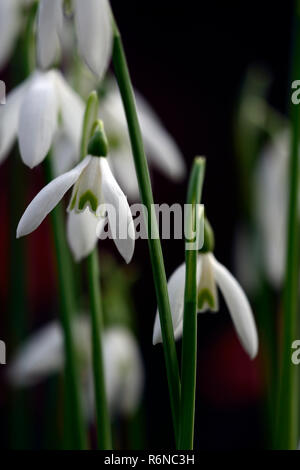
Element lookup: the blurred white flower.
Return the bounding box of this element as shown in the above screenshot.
[100,82,186,199]
[0,69,84,168]
[255,129,293,287]
[8,317,144,418]
[153,252,258,359]
[0,0,36,69]
[37,0,112,79]
[17,154,135,263]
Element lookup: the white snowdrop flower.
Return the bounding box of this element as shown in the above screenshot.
[153,252,258,359]
[17,122,135,263]
[0,0,36,69]
[100,82,186,199]
[86,327,144,417]
[0,69,84,168]
[37,0,112,79]
[255,129,292,287]
[8,318,144,418]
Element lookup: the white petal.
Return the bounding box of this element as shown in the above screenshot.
[135,91,186,181]
[152,262,186,345]
[51,130,78,176]
[0,80,27,163]
[103,327,144,416]
[107,150,140,200]
[8,315,91,387]
[52,70,84,157]
[211,255,258,359]
[69,156,103,214]
[8,321,64,386]
[67,209,99,262]
[0,0,20,68]
[18,72,58,168]
[197,253,218,312]
[73,0,112,78]
[100,158,135,263]
[17,156,91,238]
[255,130,289,287]
[100,83,186,192]
[153,257,204,345]
[37,0,63,69]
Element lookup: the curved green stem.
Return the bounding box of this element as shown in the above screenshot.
[87,250,112,449]
[276,0,300,450]
[178,158,206,450]
[44,157,88,450]
[111,14,181,441]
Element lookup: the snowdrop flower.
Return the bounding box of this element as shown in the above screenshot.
[0,0,36,69]
[8,317,144,418]
[0,69,84,169]
[153,251,258,359]
[100,81,186,199]
[37,0,112,79]
[17,121,135,263]
[255,129,292,287]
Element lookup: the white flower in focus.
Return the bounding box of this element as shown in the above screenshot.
[17,148,135,263]
[152,252,258,359]
[37,0,112,79]
[0,69,84,169]
[8,318,144,418]
[100,83,186,199]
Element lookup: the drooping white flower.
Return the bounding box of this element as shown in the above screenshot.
[37,0,112,79]
[8,317,144,418]
[152,252,258,359]
[0,69,84,169]
[0,0,37,69]
[255,129,291,288]
[17,152,135,263]
[100,82,186,199]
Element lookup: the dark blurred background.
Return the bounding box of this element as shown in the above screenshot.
[0,0,294,449]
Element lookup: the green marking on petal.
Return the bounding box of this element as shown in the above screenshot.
[197,288,216,311]
[70,188,79,211]
[78,191,98,213]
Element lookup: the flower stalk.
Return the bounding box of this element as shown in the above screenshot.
[178,158,206,450]
[276,0,300,450]
[86,250,112,449]
[111,13,181,439]
[43,156,88,450]
[81,92,112,449]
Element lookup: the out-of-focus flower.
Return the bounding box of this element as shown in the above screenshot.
[100,82,186,199]
[37,0,112,79]
[0,69,84,169]
[0,0,36,69]
[255,130,291,288]
[153,252,258,359]
[8,317,144,418]
[17,150,135,263]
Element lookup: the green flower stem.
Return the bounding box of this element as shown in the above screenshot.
[276,0,300,450]
[178,158,206,450]
[80,90,112,449]
[111,15,181,439]
[44,157,88,450]
[86,250,112,449]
